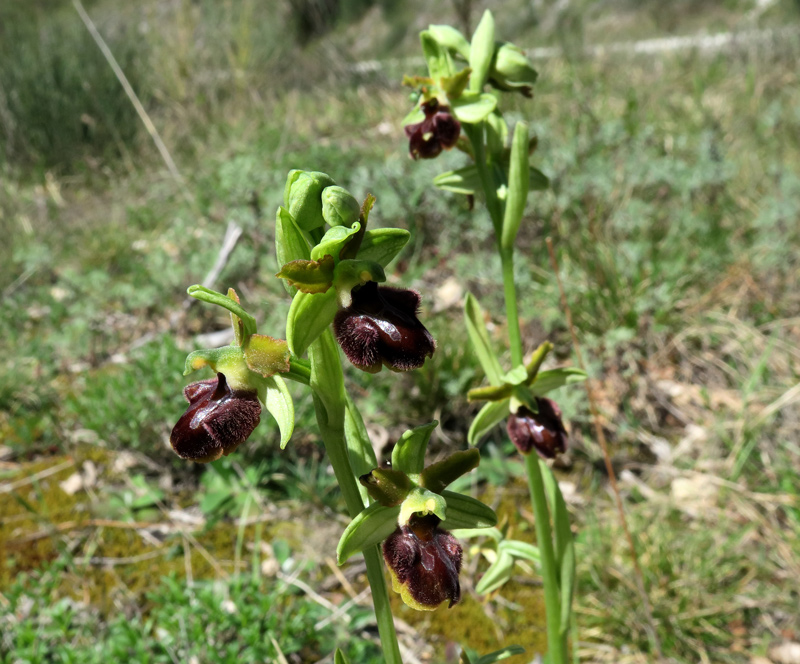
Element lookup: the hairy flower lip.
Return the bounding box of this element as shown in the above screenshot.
[382,514,462,610]
[405,99,461,160]
[170,372,261,463]
[506,397,568,459]
[333,281,435,373]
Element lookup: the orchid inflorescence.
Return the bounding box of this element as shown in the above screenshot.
[165,9,586,664]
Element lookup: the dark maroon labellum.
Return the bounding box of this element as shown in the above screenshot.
[333,281,435,373]
[506,397,568,459]
[170,373,261,463]
[404,98,461,160]
[382,514,463,610]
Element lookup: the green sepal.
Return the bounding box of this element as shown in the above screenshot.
[427,24,470,60]
[261,375,295,449]
[441,68,472,100]
[391,420,438,474]
[475,645,526,664]
[464,292,503,385]
[468,10,495,93]
[243,334,291,377]
[183,345,242,376]
[401,105,425,127]
[529,367,588,395]
[500,121,530,251]
[467,399,510,446]
[337,503,401,564]
[475,549,514,595]
[419,449,480,494]
[434,165,481,195]
[286,288,339,357]
[357,228,410,267]
[440,490,498,529]
[284,170,336,231]
[420,30,454,80]
[489,42,538,95]
[311,222,361,262]
[451,92,497,124]
[499,539,541,564]
[322,185,360,227]
[276,255,335,293]
[333,259,386,308]
[275,206,311,295]
[360,468,413,506]
[187,285,257,339]
[184,346,254,392]
[399,486,447,525]
[334,648,352,664]
[227,288,244,346]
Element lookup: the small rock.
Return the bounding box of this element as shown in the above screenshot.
[59,473,84,496]
[771,642,800,664]
[671,475,718,517]
[432,276,463,313]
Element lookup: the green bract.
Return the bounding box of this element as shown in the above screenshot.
[463,331,588,445]
[183,285,296,448]
[336,422,496,563]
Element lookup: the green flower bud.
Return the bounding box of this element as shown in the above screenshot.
[489,42,538,97]
[284,170,336,231]
[321,185,361,227]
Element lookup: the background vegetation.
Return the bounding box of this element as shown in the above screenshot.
[1,0,799,662]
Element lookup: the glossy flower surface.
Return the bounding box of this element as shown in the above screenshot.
[404,98,461,160]
[333,281,435,373]
[506,397,568,459]
[170,373,261,463]
[382,514,462,611]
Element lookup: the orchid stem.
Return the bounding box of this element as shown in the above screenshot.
[309,331,403,664]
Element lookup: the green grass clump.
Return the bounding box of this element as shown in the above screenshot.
[2,558,382,663]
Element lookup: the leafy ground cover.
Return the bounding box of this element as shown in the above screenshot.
[1,1,799,662]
